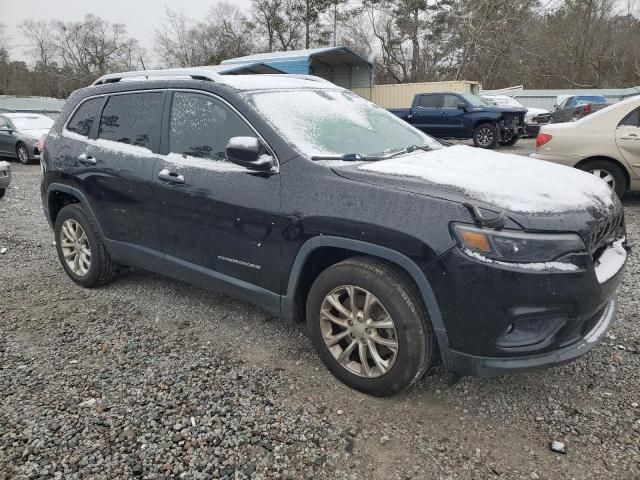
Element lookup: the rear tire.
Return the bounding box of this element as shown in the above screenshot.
[472,123,499,149]
[54,204,117,287]
[578,159,626,198]
[306,257,435,396]
[16,143,30,165]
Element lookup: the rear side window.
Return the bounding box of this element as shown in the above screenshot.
[619,109,640,127]
[419,95,441,108]
[66,98,102,137]
[98,92,164,150]
[169,92,254,160]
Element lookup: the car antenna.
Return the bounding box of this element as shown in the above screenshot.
[139,57,148,79]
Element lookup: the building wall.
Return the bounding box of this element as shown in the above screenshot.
[353,81,481,108]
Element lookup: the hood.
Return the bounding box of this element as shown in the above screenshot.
[330,145,619,237]
[525,107,549,115]
[474,105,526,114]
[17,128,50,140]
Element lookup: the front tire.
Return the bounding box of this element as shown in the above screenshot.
[499,134,519,147]
[578,159,626,198]
[54,204,117,287]
[472,123,499,149]
[16,143,30,165]
[306,257,435,396]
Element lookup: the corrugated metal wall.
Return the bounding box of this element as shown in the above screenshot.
[353,81,481,108]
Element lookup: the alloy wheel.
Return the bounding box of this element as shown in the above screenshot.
[589,168,616,190]
[17,145,29,164]
[476,128,494,147]
[319,285,398,378]
[60,219,91,276]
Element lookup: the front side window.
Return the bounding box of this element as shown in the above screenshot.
[169,92,254,160]
[0,117,8,128]
[98,92,164,150]
[67,98,102,137]
[246,89,441,157]
[459,93,490,107]
[442,95,462,108]
[619,108,640,128]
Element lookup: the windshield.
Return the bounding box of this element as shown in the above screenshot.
[459,93,490,107]
[11,116,54,131]
[245,89,441,157]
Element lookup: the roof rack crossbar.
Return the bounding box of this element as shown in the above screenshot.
[92,68,225,86]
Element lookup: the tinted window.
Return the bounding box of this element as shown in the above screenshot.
[619,109,640,127]
[419,95,441,108]
[169,92,254,160]
[67,98,102,137]
[98,93,163,150]
[442,95,461,108]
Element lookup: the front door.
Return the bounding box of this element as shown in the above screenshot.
[0,117,15,155]
[615,107,640,179]
[153,90,283,302]
[437,94,469,137]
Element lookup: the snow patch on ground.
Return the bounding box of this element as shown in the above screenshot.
[463,248,580,272]
[358,145,614,214]
[595,237,627,284]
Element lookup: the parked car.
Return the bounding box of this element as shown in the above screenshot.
[0,113,54,164]
[41,68,627,396]
[482,94,550,137]
[389,92,526,149]
[532,95,640,198]
[0,160,10,199]
[550,95,609,123]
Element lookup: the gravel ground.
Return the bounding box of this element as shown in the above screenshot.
[1,160,639,480]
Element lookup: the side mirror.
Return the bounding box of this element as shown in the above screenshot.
[457,102,468,111]
[225,136,274,171]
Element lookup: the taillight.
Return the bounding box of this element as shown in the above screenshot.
[583,104,592,114]
[536,133,553,148]
[38,135,46,153]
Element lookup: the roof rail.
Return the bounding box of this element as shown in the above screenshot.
[92,67,225,86]
[275,74,337,86]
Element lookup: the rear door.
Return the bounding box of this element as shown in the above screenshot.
[75,91,164,259]
[410,94,443,134]
[615,107,640,179]
[152,90,283,300]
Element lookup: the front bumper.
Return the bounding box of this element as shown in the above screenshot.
[425,239,626,377]
[440,298,616,376]
[0,162,11,188]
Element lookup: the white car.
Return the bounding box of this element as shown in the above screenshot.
[531,95,640,197]
[482,95,550,137]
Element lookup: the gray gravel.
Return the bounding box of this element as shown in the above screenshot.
[1,161,639,479]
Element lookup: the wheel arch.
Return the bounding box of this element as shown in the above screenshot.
[574,155,630,191]
[281,236,446,337]
[46,184,104,236]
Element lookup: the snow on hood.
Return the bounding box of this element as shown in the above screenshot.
[18,128,50,139]
[356,145,615,214]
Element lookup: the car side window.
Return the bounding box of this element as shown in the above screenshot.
[0,117,8,128]
[442,95,461,108]
[98,92,164,150]
[619,109,640,128]
[169,92,254,160]
[558,98,569,109]
[66,98,102,137]
[418,95,441,109]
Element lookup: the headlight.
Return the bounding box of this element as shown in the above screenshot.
[453,224,585,263]
[525,114,536,124]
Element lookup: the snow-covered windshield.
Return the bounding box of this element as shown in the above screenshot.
[245,89,441,157]
[11,116,54,131]
[460,94,490,107]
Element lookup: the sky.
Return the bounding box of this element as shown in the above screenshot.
[2,0,252,64]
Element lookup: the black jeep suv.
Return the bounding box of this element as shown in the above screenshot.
[41,68,628,396]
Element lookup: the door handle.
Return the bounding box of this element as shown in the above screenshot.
[78,153,96,165]
[158,168,185,184]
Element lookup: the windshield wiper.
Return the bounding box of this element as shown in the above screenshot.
[311,144,432,162]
